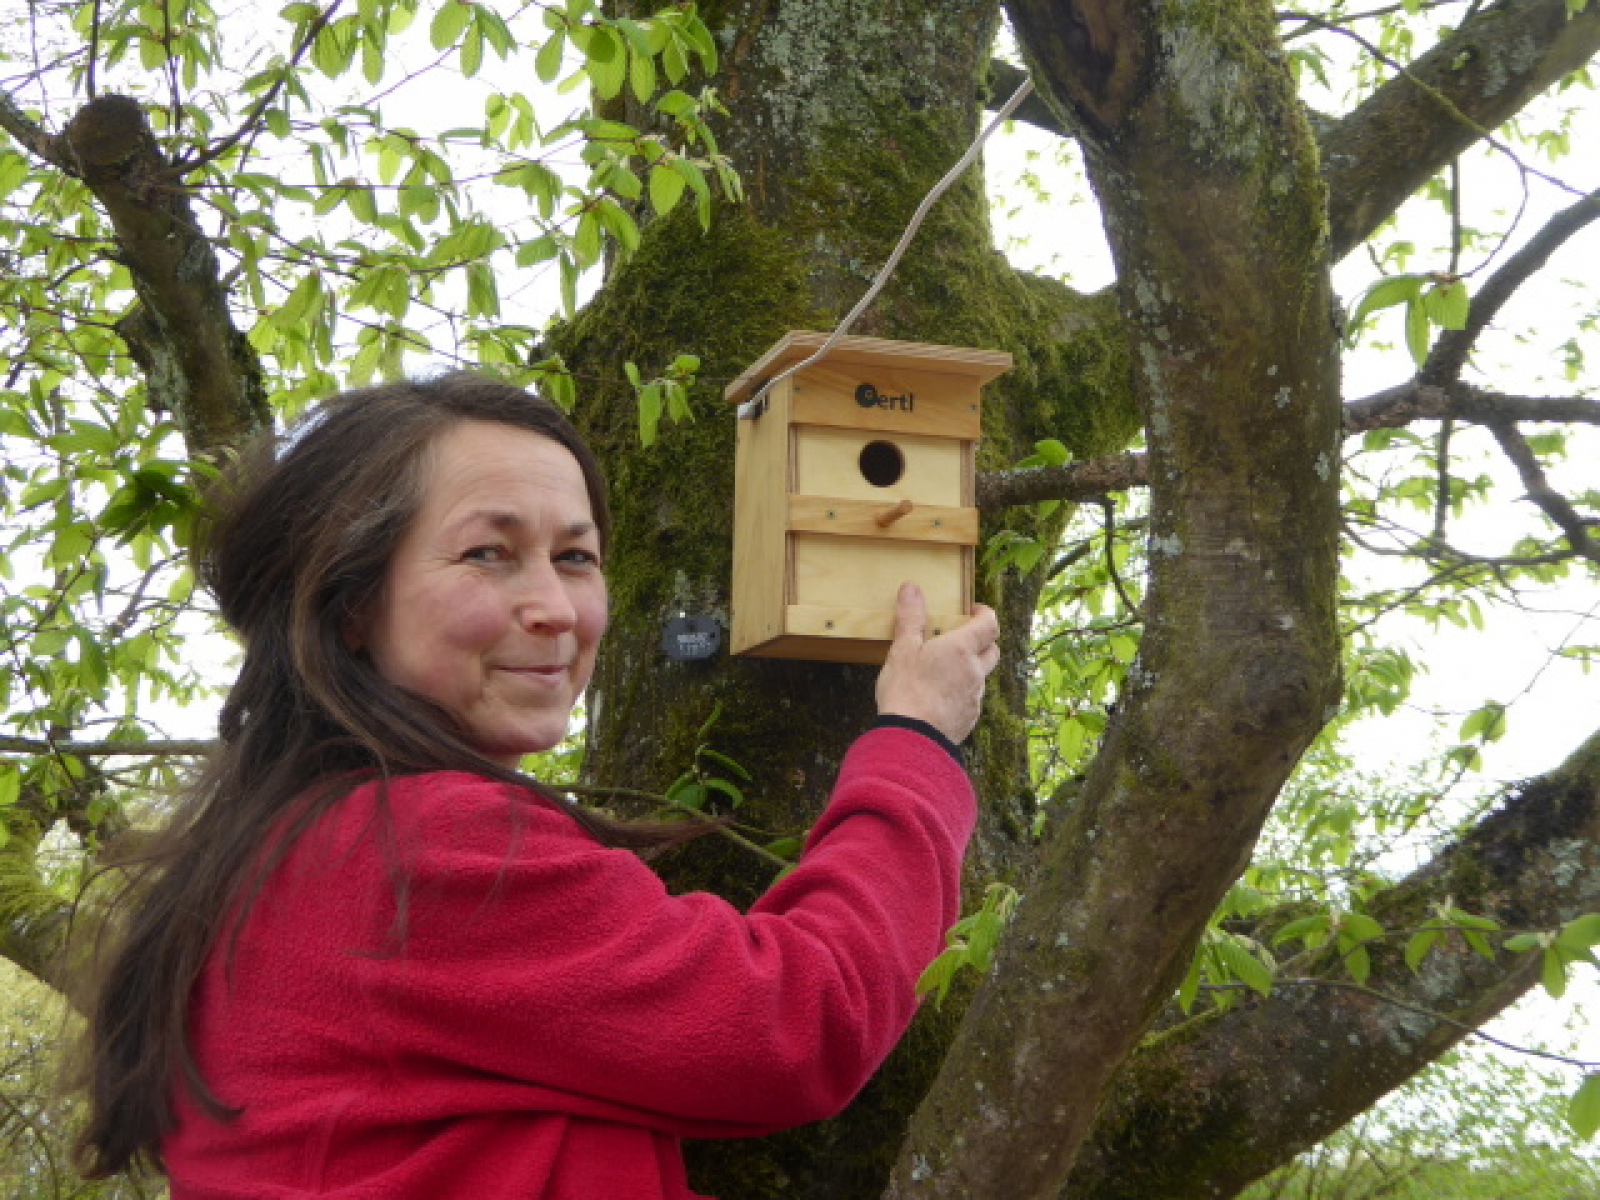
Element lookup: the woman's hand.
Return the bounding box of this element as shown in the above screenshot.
[875,583,1001,745]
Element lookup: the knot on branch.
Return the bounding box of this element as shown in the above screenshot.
[65,93,159,180]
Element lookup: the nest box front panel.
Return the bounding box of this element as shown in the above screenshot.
[787,362,982,441]
[793,427,965,505]
[790,537,967,624]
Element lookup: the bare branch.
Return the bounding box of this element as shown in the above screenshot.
[1344,382,1600,432]
[1423,185,1600,385]
[974,381,1597,514]
[0,735,213,758]
[976,453,1148,512]
[1200,977,1598,1070]
[1486,421,1600,560]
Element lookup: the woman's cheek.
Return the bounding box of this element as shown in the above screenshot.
[442,586,514,651]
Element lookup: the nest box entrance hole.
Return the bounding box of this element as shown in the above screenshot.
[858,440,905,488]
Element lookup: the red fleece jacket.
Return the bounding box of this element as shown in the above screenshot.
[165,725,975,1199]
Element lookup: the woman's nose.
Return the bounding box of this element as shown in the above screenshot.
[514,561,577,631]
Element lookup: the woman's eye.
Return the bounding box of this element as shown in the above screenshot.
[557,548,601,569]
[463,545,509,564]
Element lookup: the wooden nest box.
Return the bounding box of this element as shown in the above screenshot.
[726,332,1012,664]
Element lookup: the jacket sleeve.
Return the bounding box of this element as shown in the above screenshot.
[354,724,975,1135]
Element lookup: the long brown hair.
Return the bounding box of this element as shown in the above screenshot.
[74,373,689,1178]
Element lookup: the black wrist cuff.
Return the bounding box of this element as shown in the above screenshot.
[871,715,965,766]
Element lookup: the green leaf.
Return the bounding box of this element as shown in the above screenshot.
[1540,946,1568,998]
[572,209,603,269]
[1343,944,1372,984]
[1569,1074,1600,1139]
[465,261,499,318]
[1404,928,1438,971]
[1273,913,1332,948]
[666,777,706,811]
[763,836,804,861]
[638,381,663,447]
[1557,912,1600,953]
[965,908,1005,974]
[429,0,470,50]
[1211,935,1272,996]
[1424,279,1470,329]
[1345,273,1424,340]
[915,945,964,1008]
[704,777,745,808]
[1034,438,1070,466]
[698,748,751,781]
[559,254,578,316]
[649,163,686,215]
[1177,947,1203,1013]
[1404,295,1432,366]
[586,26,626,99]
[1340,912,1384,944]
[461,22,484,76]
[672,157,712,230]
[535,30,567,83]
[1458,703,1507,743]
[593,198,640,258]
[629,43,657,105]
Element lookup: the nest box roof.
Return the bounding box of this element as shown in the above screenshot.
[724,332,1013,405]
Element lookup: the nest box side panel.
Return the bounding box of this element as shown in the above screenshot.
[730,379,794,656]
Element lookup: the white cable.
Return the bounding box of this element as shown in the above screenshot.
[737,73,1036,418]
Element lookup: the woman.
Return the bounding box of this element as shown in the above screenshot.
[76,373,1000,1198]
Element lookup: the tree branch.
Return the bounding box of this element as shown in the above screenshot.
[972,383,1598,515]
[169,0,343,174]
[985,58,1070,138]
[1063,727,1600,1198]
[60,94,271,455]
[0,735,213,757]
[1486,421,1600,561]
[976,452,1148,511]
[1423,185,1600,385]
[1322,0,1600,261]
[0,85,72,171]
[1343,382,1600,432]
[990,0,1600,269]
[894,0,1344,1191]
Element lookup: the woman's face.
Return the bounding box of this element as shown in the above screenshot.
[360,420,608,766]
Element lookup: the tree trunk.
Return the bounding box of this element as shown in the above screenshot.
[552,1,1136,1193]
[888,1,1344,1192]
